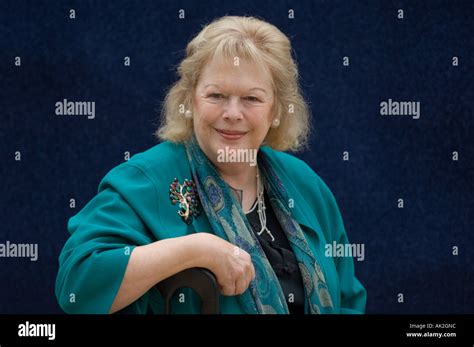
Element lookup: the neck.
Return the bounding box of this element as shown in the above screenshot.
[216,163,257,190]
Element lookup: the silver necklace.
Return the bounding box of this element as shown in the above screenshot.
[255,168,275,242]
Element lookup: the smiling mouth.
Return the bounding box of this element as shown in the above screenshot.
[215,128,248,140]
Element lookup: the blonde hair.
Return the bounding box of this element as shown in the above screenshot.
[156,16,311,151]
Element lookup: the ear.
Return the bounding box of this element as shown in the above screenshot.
[270,101,281,123]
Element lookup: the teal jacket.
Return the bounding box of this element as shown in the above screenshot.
[55,141,366,314]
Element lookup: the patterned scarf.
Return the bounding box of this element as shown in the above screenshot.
[185,137,334,314]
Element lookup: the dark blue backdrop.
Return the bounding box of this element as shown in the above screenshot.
[1,0,473,314]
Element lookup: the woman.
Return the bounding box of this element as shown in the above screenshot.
[55,16,366,314]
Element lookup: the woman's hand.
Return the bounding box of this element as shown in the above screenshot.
[195,233,256,296]
[109,232,256,313]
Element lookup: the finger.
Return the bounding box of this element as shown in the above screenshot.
[244,262,254,287]
[234,272,248,295]
[221,281,235,296]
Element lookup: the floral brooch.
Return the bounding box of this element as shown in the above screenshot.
[169,178,200,225]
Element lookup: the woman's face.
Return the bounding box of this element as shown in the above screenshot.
[193,57,275,166]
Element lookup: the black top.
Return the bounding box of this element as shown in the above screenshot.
[245,190,305,314]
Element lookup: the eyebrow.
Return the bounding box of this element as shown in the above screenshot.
[204,84,268,95]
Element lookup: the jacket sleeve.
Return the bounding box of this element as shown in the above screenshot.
[317,176,367,314]
[55,163,157,314]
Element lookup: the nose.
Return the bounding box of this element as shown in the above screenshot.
[223,96,243,121]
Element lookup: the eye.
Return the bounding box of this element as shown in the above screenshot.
[244,96,261,102]
[208,93,224,99]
